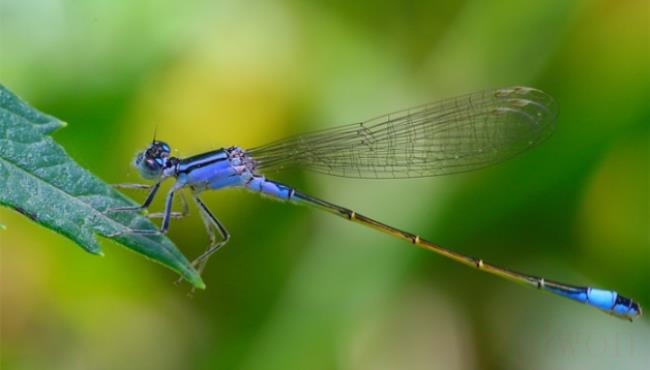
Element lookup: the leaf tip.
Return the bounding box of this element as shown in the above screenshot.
[85,242,104,256]
[186,273,206,290]
[0,223,6,231]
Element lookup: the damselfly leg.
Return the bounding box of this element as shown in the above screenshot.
[191,194,230,274]
[107,182,161,213]
[105,183,188,236]
[174,194,230,285]
[111,182,190,219]
[112,183,153,190]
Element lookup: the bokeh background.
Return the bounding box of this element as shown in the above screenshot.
[1,0,648,369]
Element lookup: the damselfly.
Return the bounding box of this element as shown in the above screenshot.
[109,86,641,321]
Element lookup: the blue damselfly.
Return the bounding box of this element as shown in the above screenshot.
[109,86,641,321]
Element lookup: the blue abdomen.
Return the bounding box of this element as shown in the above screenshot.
[245,176,295,200]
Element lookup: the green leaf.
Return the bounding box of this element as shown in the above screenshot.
[0,84,204,289]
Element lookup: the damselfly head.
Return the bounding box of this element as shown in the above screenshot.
[134,140,172,179]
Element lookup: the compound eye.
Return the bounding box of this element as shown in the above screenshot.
[152,140,171,154]
[134,146,166,179]
[146,158,162,170]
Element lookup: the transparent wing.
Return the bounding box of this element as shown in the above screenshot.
[248,86,557,179]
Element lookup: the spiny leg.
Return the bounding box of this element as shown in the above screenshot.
[106,181,161,213]
[197,197,218,246]
[112,183,153,190]
[174,197,217,287]
[107,188,177,236]
[191,194,230,275]
[147,191,189,220]
[173,194,229,287]
[112,182,188,219]
[159,189,176,233]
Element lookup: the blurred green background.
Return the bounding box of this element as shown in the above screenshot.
[1,0,648,369]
